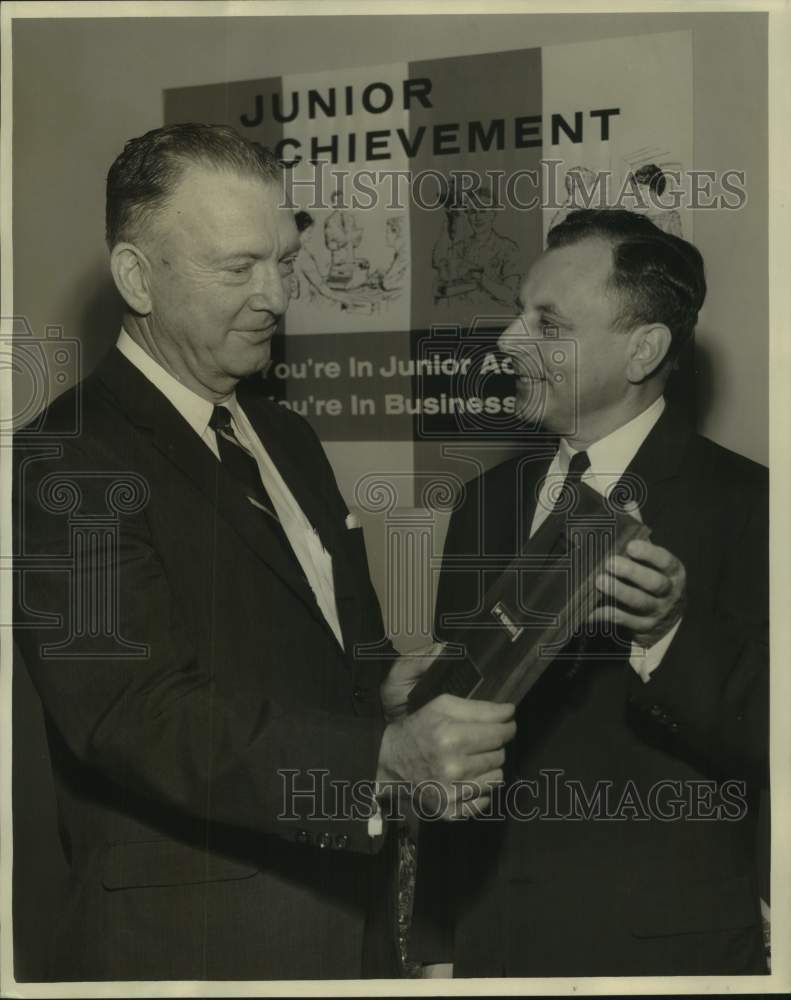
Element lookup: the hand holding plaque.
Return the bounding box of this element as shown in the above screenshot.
[409,481,652,713]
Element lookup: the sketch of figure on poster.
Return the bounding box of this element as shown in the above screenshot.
[366,215,408,295]
[291,201,409,316]
[624,154,684,236]
[291,210,354,307]
[432,180,521,310]
[324,188,365,288]
[549,158,684,238]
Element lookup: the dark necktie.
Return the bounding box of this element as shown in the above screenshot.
[540,449,597,691]
[208,405,308,575]
[529,448,590,550]
[209,404,280,521]
[553,448,591,516]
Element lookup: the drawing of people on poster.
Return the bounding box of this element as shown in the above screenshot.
[290,206,408,315]
[627,160,684,236]
[274,63,413,335]
[432,177,475,304]
[432,181,521,310]
[541,33,692,242]
[463,188,522,307]
[291,210,354,306]
[548,158,686,238]
[324,188,365,289]
[366,216,409,295]
[549,164,601,231]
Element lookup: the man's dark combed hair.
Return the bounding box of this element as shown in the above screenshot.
[547,208,706,361]
[106,123,282,248]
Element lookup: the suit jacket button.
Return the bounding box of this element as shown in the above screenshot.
[649,704,664,719]
[353,687,365,701]
[295,830,310,845]
[333,834,349,850]
[318,832,332,849]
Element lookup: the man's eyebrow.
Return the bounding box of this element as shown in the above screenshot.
[534,302,568,322]
[515,296,567,320]
[212,251,261,264]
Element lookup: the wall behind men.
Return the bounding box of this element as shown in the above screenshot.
[13,12,768,462]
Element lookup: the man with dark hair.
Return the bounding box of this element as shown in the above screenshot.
[413,209,768,977]
[545,208,704,360]
[14,123,515,981]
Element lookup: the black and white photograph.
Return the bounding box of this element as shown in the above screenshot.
[1,1,788,995]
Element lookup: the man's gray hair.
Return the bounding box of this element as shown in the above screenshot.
[105,122,282,248]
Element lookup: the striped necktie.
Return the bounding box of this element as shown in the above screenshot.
[209,404,281,523]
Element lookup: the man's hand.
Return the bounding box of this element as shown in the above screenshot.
[376,694,516,820]
[590,537,686,647]
[380,641,445,721]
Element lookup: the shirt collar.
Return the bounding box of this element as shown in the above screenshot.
[558,396,666,479]
[116,328,234,439]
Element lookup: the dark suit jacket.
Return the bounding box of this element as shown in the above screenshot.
[13,348,400,981]
[412,405,768,977]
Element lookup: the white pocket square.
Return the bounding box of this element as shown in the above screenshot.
[345,512,360,530]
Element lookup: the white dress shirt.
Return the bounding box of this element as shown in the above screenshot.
[530,395,680,681]
[116,329,344,649]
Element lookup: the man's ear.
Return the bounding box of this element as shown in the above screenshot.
[626,323,672,383]
[110,243,152,315]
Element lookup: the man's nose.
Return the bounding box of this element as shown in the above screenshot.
[248,261,289,316]
[498,315,533,354]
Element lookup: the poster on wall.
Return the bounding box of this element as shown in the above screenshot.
[165,30,692,495]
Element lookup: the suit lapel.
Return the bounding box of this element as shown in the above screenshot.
[93,349,328,631]
[622,404,692,530]
[503,447,559,559]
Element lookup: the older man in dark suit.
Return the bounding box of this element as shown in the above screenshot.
[413,209,768,977]
[13,123,515,981]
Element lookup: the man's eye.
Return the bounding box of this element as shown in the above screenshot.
[279,258,296,275]
[227,264,251,275]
